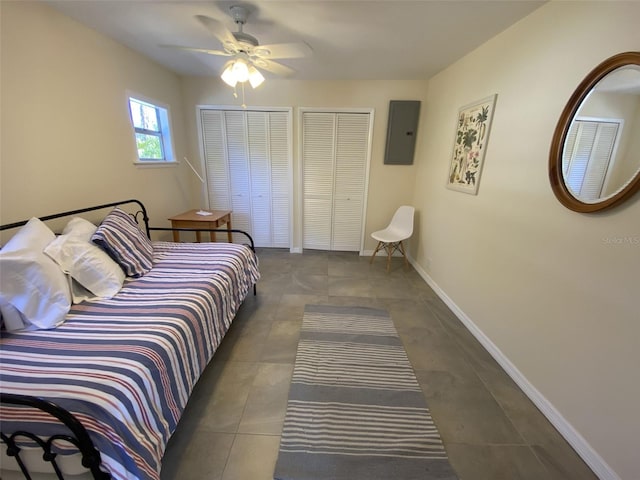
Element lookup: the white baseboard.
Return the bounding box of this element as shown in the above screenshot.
[409,257,619,480]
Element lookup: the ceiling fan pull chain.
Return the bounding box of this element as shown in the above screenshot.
[241,83,247,109]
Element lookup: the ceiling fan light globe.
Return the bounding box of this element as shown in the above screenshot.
[232,59,250,82]
[221,64,239,87]
[248,66,265,88]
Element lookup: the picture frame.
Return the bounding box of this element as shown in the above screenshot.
[446,94,497,195]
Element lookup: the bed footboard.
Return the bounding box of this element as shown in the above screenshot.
[0,393,111,480]
[148,226,255,250]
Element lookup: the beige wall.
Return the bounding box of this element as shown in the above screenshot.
[0,2,190,237]
[181,78,428,251]
[412,2,640,479]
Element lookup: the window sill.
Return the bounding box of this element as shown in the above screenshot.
[133,161,178,168]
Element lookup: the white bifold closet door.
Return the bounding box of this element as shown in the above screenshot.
[563,119,620,201]
[302,111,371,251]
[200,109,290,248]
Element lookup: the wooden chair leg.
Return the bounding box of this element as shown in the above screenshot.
[398,241,409,268]
[370,241,383,264]
[386,243,392,272]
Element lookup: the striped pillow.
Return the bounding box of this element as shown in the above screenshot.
[91,207,153,277]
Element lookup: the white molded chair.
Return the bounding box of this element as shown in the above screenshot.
[369,206,415,272]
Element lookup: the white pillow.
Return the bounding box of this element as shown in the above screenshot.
[0,302,34,331]
[0,217,71,331]
[44,231,125,300]
[67,276,99,304]
[62,216,98,239]
[55,216,122,303]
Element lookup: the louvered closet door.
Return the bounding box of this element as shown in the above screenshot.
[332,113,369,251]
[302,113,336,250]
[302,111,370,251]
[200,109,291,248]
[247,112,272,246]
[224,111,252,240]
[201,111,231,211]
[269,112,291,248]
[564,120,619,201]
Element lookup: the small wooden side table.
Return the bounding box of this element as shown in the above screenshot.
[168,209,233,243]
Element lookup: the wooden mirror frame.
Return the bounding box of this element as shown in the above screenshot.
[549,51,640,213]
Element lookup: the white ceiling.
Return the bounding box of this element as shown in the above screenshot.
[45,0,545,81]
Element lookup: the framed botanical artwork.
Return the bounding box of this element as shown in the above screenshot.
[446,94,497,195]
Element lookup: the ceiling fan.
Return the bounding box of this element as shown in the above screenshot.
[164,5,312,88]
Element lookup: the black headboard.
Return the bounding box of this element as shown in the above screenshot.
[0,199,150,237]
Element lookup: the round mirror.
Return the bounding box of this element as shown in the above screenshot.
[549,51,640,212]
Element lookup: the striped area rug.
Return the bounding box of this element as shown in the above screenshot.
[273,304,458,480]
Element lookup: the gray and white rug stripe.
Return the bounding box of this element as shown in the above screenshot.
[302,310,398,337]
[281,400,447,458]
[274,304,458,480]
[294,340,422,391]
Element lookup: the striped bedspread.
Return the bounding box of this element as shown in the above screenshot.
[0,241,260,480]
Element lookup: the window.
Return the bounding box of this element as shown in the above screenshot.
[128,96,175,163]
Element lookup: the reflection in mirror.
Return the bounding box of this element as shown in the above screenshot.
[563,65,640,203]
[549,51,640,212]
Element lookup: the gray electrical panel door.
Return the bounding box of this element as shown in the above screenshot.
[384,100,421,165]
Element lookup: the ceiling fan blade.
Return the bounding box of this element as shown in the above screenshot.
[253,59,295,77]
[195,14,238,49]
[160,45,232,56]
[253,42,312,59]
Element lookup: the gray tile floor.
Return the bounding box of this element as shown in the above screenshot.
[160,249,597,480]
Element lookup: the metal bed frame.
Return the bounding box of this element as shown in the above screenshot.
[0,199,257,480]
